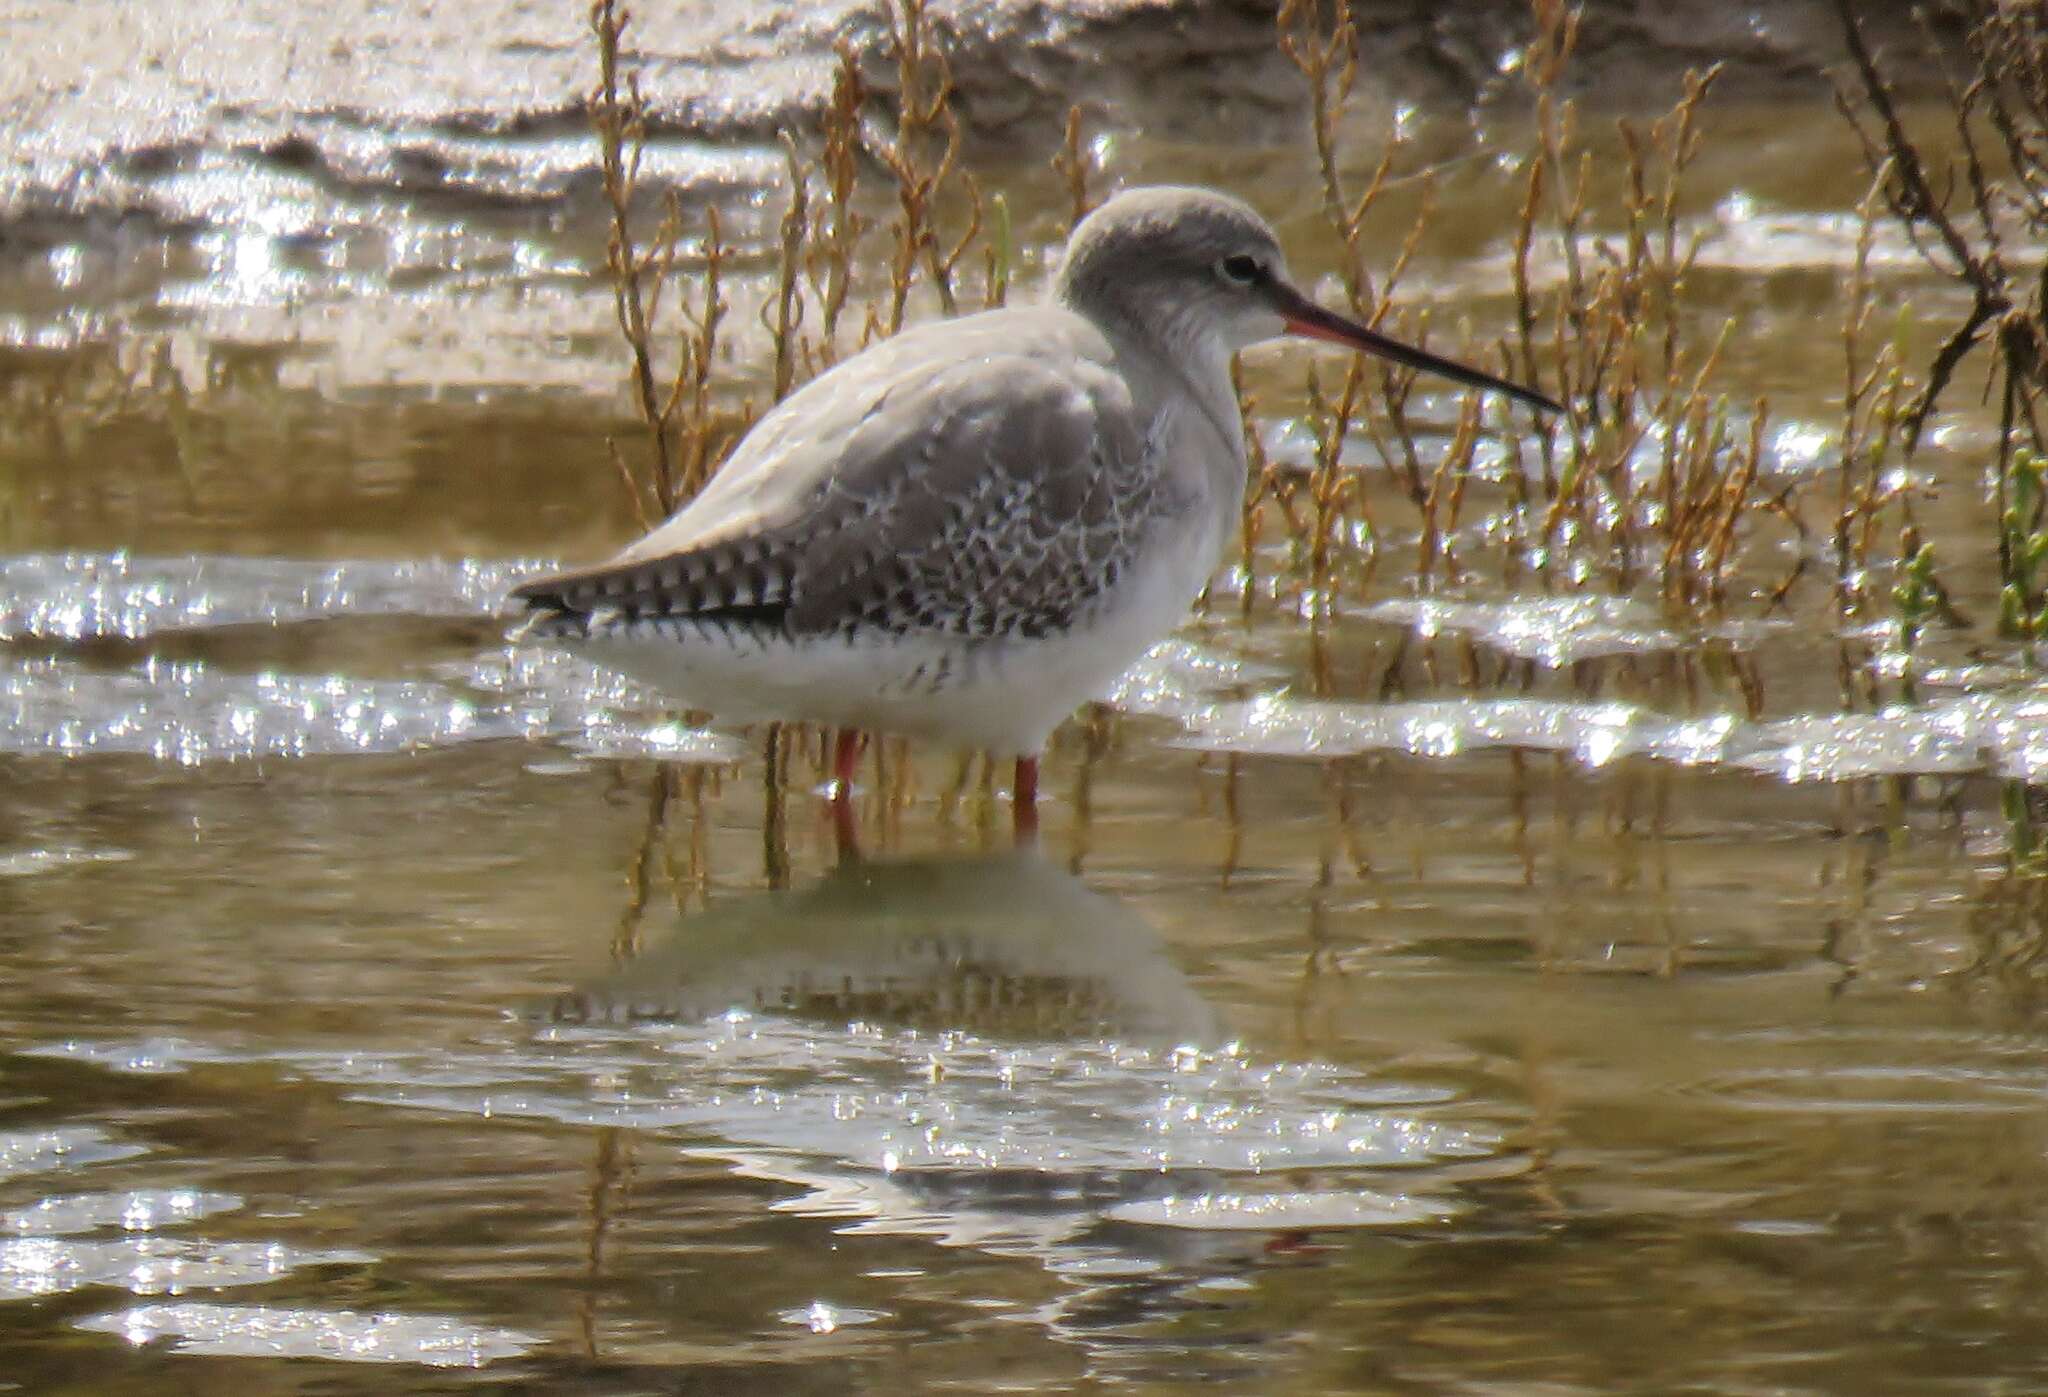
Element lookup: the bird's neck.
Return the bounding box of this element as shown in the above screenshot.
[1128,321,1250,491]
[1053,284,1250,496]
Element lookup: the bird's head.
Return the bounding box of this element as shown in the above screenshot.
[1053,185,1561,416]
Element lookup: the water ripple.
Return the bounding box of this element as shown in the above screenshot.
[0,655,518,763]
[4,1189,243,1236]
[0,1127,150,1183]
[27,1018,1499,1269]
[1103,1189,1461,1231]
[75,1302,539,1368]
[1,1236,370,1301]
[1103,637,1286,722]
[1181,688,2048,784]
[1363,595,1685,666]
[0,645,740,766]
[0,552,534,642]
[0,846,136,878]
[1181,694,1726,767]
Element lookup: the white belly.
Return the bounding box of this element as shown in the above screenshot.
[558,512,1222,756]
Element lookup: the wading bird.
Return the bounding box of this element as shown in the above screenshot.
[513,185,1559,835]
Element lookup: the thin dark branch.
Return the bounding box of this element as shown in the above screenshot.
[1904,294,2003,451]
[1831,0,1993,286]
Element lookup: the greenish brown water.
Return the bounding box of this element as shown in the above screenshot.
[7,10,2048,1390]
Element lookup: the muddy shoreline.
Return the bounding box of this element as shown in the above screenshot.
[0,0,1934,251]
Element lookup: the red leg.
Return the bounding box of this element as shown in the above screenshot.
[1013,754,1040,843]
[1014,754,1039,806]
[831,784,861,861]
[829,729,864,861]
[832,729,864,794]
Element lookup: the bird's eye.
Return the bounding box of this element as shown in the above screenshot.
[1218,254,1262,286]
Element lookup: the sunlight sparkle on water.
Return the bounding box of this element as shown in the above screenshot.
[1,1236,370,1300]
[76,1303,540,1367]
[5,1189,243,1236]
[0,1128,150,1183]
[779,1300,888,1334]
[1103,1190,1463,1230]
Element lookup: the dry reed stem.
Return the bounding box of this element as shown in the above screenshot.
[1051,106,1095,234]
[879,0,966,331]
[589,0,683,516]
[807,45,868,363]
[1834,167,1909,609]
[766,135,810,403]
[590,0,1012,530]
[981,188,1012,309]
[675,204,734,501]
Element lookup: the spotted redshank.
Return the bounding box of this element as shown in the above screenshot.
[513,185,1559,823]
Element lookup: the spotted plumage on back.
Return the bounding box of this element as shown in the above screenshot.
[513,320,1175,648]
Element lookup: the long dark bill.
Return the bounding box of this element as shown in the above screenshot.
[1264,279,1563,416]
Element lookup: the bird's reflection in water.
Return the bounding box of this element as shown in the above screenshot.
[535,843,1494,1377]
[550,845,1217,1046]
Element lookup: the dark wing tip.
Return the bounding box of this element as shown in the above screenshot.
[505,551,796,640]
[507,573,574,611]
[503,569,605,647]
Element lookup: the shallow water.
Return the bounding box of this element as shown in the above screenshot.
[7,3,2048,1392]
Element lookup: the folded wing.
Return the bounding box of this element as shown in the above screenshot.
[513,324,1156,645]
